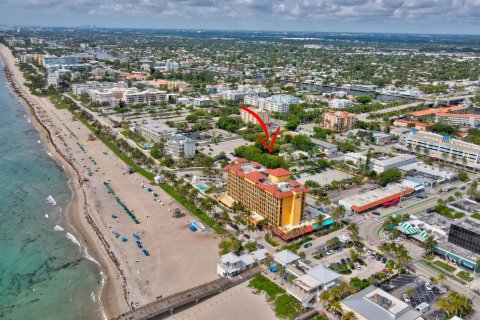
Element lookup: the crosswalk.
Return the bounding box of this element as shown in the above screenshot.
[370,238,389,246]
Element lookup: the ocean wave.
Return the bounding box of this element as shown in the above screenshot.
[66,232,81,251]
[90,291,96,303]
[83,247,100,266]
[47,151,53,157]
[53,225,64,232]
[46,195,57,205]
[44,213,49,219]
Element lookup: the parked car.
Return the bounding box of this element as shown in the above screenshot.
[402,294,411,303]
[424,282,433,291]
[433,286,445,294]
[257,244,264,249]
[326,250,335,256]
[303,242,313,248]
[415,302,430,313]
[376,255,382,261]
[372,211,381,216]
[354,263,361,270]
[243,234,251,240]
[341,258,346,264]
[381,257,388,264]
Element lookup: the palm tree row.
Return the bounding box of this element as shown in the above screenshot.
[438,291,472,317]
[378,242,412,271]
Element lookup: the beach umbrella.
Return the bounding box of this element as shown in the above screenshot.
[121,237,127,242]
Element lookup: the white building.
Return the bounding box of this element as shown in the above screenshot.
[217,249,267,277]
[399,130,480,169]
[328,98,352,109]
[435,113,480,128]
[47,73,59,87]
[344,153,417,173]
[165,59,180,71]
[124,88,168,105]
[71,81,128,96]
[166,134,196,158]
[270,94,300,105]
[193,97,213,107]
[139,124,176,143]
[288,265,340,307]
[244,96,289,113]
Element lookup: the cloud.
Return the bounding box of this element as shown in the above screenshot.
[4,0,480,26]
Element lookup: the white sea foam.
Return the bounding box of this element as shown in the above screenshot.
[37,140,41,144]
[46,195,57,205]
[83,247,100,266]
[66,232,81,251]
[47,152,53,157]
[90,291,96,303]
[53,225,64,232]
[44,214,49,219]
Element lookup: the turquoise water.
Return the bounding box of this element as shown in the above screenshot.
[0,60,103,319]
[196,184,207,191]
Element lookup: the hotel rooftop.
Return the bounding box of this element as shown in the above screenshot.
[224,159,309,198]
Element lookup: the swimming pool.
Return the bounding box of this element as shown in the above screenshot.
[144,143,154,148]
[197,184,207,191]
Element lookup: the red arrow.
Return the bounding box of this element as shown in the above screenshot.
[240,106,280,153]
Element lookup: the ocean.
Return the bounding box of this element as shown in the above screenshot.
[0,59,104,319]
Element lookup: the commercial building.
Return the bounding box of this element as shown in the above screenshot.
[433,241,480,272]
[409,105,467,119]
[322,110,357,132]
[244,95,289,113]
[398,130,480,169]
[139,123,176,143]
[328,98,352,109]
[240,107,270,125]
[223,159,309,227]
[216,249,267,277]
[311,138,338,155]
[392,119,432,131]
[341,286,422,320]
[399,162,457,186]
[344,153,417,173]
[448,217,480,254]
[435,113,480,128]
[165,134,196,158]
[338,181,417,213]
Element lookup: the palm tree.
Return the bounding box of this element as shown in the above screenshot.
[343,311,356,320]
[454,191,462,200]
[422,236,438,256]
[329,300,343,320]
[406,288,416,298]
[437,273,446,289]
[346,223,360,243]
[320,290,330,308]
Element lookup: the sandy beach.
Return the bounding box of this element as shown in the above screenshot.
[167,282,277,320]
[0,45,220,318]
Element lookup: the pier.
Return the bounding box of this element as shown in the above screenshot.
[114,267,261,320]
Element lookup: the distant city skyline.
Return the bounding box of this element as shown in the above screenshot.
[2,0,480,35]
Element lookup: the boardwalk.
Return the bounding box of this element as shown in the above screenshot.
[114,267,261,320]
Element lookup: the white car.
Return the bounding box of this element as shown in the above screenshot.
[354,263,361,270]
[326,250,334,256]
[402,294,410,303]
[424,282,433,291]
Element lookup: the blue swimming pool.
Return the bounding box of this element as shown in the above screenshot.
[197,184,207,191]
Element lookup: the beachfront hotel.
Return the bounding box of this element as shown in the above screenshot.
[222,159,309,227]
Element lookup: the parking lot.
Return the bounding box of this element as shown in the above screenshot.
[389,274,446,320]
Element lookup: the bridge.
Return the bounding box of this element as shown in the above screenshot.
[114,267,261,320]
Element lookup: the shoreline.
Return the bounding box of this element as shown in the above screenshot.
[0,46,129,318]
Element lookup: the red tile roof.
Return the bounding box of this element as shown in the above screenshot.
[410,105,467,117]
[266,168,291,177]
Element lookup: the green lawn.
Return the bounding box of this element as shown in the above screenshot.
[471,213,480,220]
[274,294,305,319]
[249,275,285,301]
[434,260,457,273]
[457,271,473,282]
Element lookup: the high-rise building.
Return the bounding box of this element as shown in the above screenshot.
[322,110,357,132]
[448,217,480,254]
[224,159,309,227]
[165,134,196,158]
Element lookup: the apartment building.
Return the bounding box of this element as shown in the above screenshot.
[124,88,168,105]
[244,95,289,113]
[322,110,357,132]
[435,113,480,128]
[392,119,432,131]
[270,94,300,105]
[72,81,128,96]
[410,105,467,119]
[224,159,309,227]
[139,124,176,143]
[399,130,480,168]
[221,85,268,101]
[240,108,270,125]
[328,98,352,109]
[165,134,196,158]
[193,97,213,107]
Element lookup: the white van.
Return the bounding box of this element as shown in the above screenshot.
[415,302,430,313]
